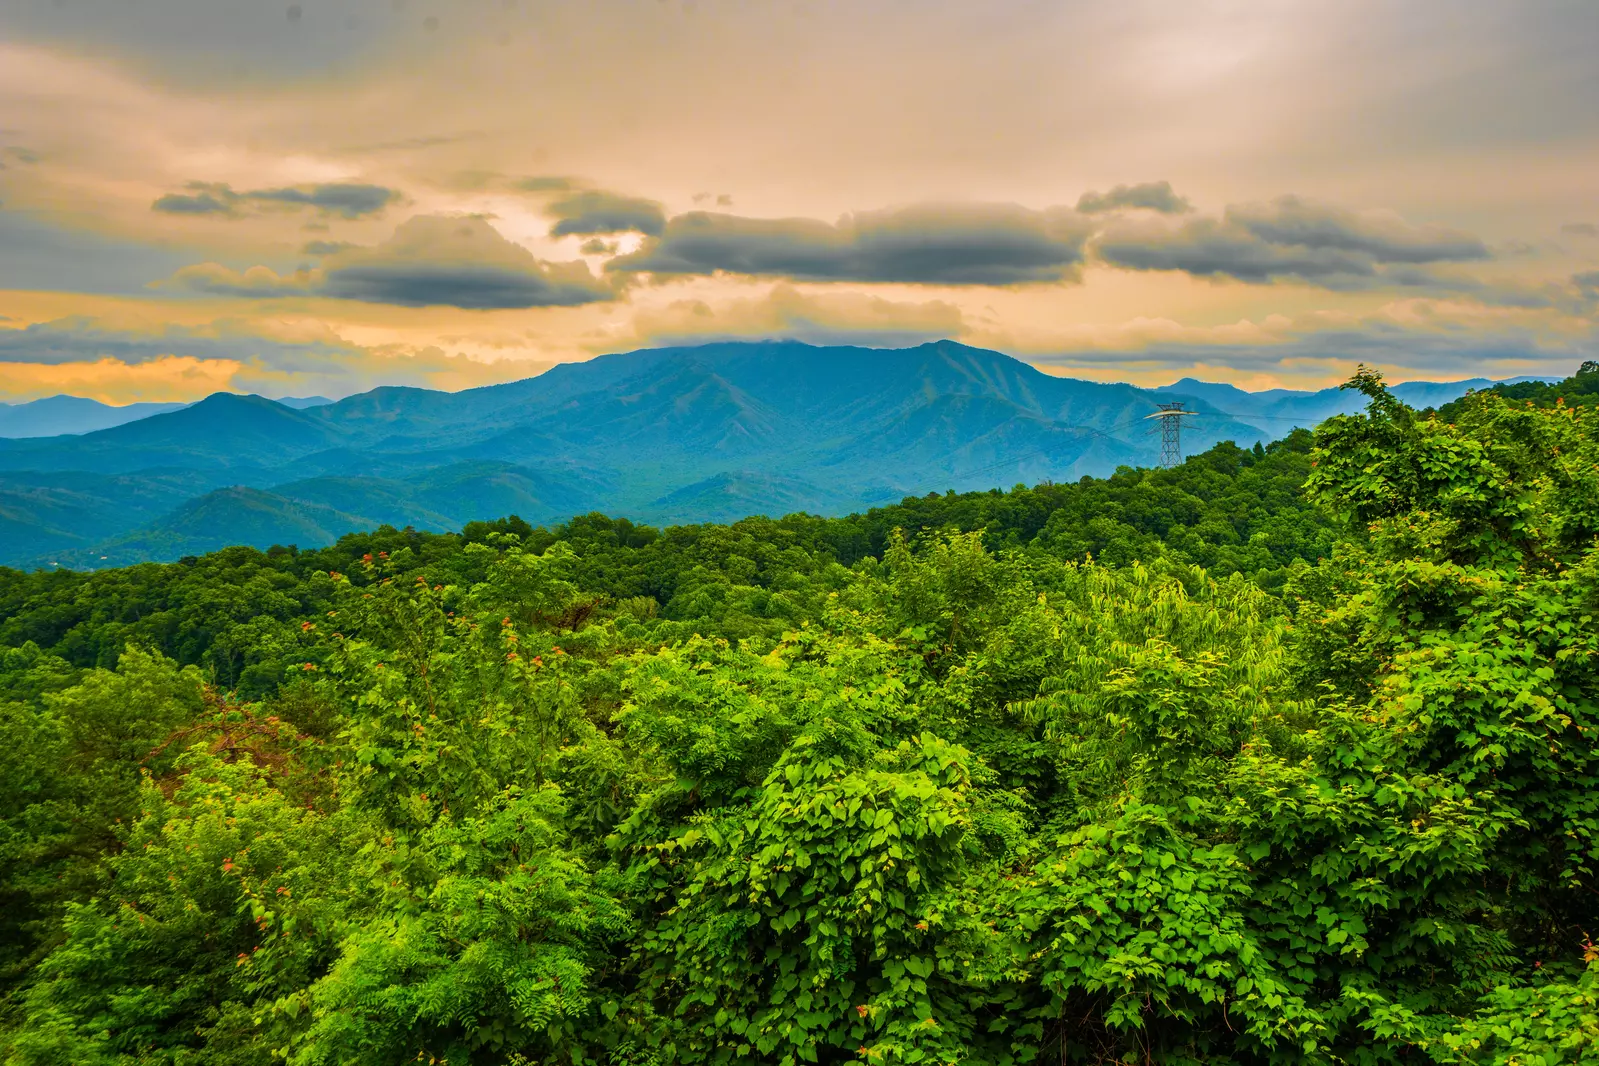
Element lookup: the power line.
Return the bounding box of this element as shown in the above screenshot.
[1196,410,1321,423]
[855,405,1324,506]
[1145,402,1198,468]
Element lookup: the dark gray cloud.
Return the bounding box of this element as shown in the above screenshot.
[1574,270,1599,291]
[322,262,607,308]
[1230,197,1488,263]
[1076,180,1192,214]
[1564,223,1599,239]
[547,190,667,237]
[166,215,617,309]
[245,183,397,218]
[152,182,239,216]
[514,176,581,193]
[1096,196,1490,287]
[151,181,400,219]
[579,238,618,256]
[301,240,356,256]
[321,215,616,308]
[609,203,1092,285]
[0,316,355,367]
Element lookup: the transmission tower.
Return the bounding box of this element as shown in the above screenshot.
[1145,402,1196,468]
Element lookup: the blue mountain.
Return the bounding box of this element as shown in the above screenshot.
[0,340,1536,568]
[0,396,188,438]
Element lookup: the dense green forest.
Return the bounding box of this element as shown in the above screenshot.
[1,367,1594,1064]
[1433,359,1599,418]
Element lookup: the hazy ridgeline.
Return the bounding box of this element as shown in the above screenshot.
[0,367,1595,1064]
[0,341,1517,571]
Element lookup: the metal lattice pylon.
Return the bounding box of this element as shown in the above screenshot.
[1145,402,1195,468]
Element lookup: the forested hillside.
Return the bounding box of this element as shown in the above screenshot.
[0,341,1506,569]
[1,368,1595,1065]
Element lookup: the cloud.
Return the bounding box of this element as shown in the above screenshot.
[301,240,355,256]
[151,181,400,219]
[1075,180,1192,214]
[1230,198,1489,263]
[610,203,1092,285]
[161,263,321,298]
[320,215,617,308]
[158,215,619,309]
[1012,296,1599,387]
[627,283,966,349]
[244,183,398,218]
[546,189,667,237]
[1095,196,1490,287]
[514,177,667,238]
[0,208,196,294]
[0,316,553,402]
[0,355,245,404]
[1564,223,1598,239]
[0,316,353,368]
[514,176,581,193]
[1035,327,1596,383]
[151,182,239,216]
[1574,270,1599,292]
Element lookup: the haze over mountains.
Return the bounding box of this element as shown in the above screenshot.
[0,394,332,438]
[0,341,1538,569]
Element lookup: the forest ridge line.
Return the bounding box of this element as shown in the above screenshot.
[0,341,1550,569]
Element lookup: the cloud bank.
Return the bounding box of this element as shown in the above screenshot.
[152,181,400,219]
[0,316,551,402]
[1096,196,1491,287]
[546,190,667,238]
[166,215,617,309]
[610,203,1093,285]
[1075,181,1193,214]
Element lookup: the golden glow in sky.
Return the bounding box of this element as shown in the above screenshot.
[1,0,1596,402]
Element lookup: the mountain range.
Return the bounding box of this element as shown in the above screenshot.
[0,340,1545,569]
[0,394,332,439]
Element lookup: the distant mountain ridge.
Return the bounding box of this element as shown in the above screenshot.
[0,341,1553,568]
[0,396,189,438]
[0,394,332,439]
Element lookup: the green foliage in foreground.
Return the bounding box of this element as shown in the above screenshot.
[1434,358,1599,419]
[1,370,1596,1064]
[0,432,1324,696]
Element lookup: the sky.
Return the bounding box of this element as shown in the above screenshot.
[0,0,1596,404]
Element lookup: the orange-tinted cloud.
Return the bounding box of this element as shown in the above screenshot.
[0,1,1594,395]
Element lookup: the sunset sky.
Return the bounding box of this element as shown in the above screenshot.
[1,0,1596,403]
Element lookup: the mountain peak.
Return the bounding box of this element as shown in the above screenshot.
[1,340,1519,567]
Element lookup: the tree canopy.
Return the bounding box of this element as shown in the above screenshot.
[1,368,1595,1065]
